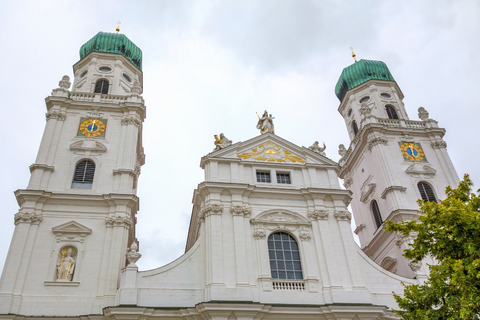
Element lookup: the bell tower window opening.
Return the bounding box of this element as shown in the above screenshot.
[371,200,383,229]
[72,160,95,189]
[352,120,359,136]
[94,79,109,94]
[386,105,399,119]
[418,182,437,202]
[268,232,303,280]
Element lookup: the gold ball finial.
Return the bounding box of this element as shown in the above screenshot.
[350,46,357,62]
[116,21,121,34]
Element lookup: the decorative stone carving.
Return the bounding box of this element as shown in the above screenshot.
[299,231,311,241]
[367,137,388,151]
[338,144,347,157]
[251,210,310,227]
[359,104,372,116]
[418,107,429,120]
[307,210,329,220]
[214,133,232,151]
[56,246,77,281]
[121,115,141,127]
[256,110,275,134]
[308,141,326,156]
[237,142,305,163]
[45,110,66,121]
[105,216,132,229]
[14,212,43,225]
[431,140,447,149]
[131,80,142,95]
[230,205,252,217]
[265,212,298,222]
[405,163,436,177]
[399,135,415,143]
[253,229,266,239]
[334,210,352,222]
[343,177,353,189]
[69,140,107,154]
[58,75,71,89]
[409,261,422,272]
[201,204,224,217]
[126,241,142,266]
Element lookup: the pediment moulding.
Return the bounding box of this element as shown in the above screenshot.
[52,220,92,243]
[250,209,310,226]
[381,186,407,199]
[14,211,43,225]
[29,163,54,173]
[70,139,107,154]
[405,163,436,177]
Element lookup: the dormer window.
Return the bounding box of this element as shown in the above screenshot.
[94,79,109,94]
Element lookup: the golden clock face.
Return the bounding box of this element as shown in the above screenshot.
[78,118,107,137]
[399,142,425,161]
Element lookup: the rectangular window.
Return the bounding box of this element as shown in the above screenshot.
[276,173,291,184]
[256,171,271,183]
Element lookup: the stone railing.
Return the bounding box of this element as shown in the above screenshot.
[272,280,305,290]
[377,118,425,129]
[69,92,128,103]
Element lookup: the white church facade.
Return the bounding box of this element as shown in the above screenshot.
[0,31,458,319]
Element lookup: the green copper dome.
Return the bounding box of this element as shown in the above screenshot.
[335,59,395,102]
[79,32,142,70]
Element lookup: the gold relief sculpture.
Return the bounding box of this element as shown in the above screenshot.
[237,142,305,163]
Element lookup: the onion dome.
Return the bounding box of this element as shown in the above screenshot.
[335,59,395,102]
[79,32,142,70]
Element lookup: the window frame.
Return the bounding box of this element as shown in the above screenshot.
[94,79,109,94]
[71,159,96,189]
[417,181,437,203]
[385,105,399,119]
[267,232,303,280]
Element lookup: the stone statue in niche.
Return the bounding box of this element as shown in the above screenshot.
[214,133,232,150]
[256,110,275,134]
[309,141,326,156]
[56,247,76,281]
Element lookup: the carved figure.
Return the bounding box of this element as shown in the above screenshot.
[256,110,275,134]
[131,80,142,95]
[309,141,326,155]
[338,144,347,157]
[418,107,429,120]
[57,248,75,281]
[214,133,232,150]
[126,241,142,266]
[58,75,71,89]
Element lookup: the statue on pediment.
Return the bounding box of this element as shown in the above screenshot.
[256,110,275,134]
[309,141,326,156]
[214,133,232,150]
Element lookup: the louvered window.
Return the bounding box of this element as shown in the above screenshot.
[352,120,359,136]
[94,79,109,94]
[268,232,303,280]
[418,182,437,202]
[72,160,95,189]
[386,105,399,119]
[371,200,383,229]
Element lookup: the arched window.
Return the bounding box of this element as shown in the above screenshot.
[268,232,303,280]
[371,200,383,228]
[72,160,95,189]
[94,79,109,94]
[418,182,437,202]
[352,120,359,136]
[386,105,399,119]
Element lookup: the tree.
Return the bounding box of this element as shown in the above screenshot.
[384,175,480,319]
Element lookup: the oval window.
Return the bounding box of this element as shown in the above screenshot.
[80,70,88,78]
[123,73,132,82]
[359,96,370,104]
[99,66,112,72]
[380,93,392,99]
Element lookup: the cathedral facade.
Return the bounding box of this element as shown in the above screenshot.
[0,31,458,319]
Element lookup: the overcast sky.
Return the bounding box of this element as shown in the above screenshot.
[0,1,478,272]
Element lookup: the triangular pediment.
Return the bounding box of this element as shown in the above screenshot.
[52,221,92,235]
[201,133,337,168]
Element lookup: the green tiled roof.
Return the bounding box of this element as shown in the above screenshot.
[79,32,142,70]
[335,59,395,102]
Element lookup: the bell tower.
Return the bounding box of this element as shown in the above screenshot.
[0,31,145,316]
[336,59,459,278]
